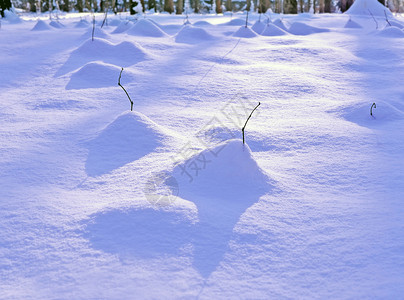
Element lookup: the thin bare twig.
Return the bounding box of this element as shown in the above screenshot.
[118,68,134,111]
[92,15,95,41]
[370,102,376,116]
[368,9,378,29]
[384,10,391,26]
[242,102,260,144]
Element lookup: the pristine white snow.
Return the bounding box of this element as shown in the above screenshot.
[1,5,404,299]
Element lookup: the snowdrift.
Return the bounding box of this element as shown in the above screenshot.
[193,20,213,26]
[233,26,258,38]
[222,18,251,26]
[85,111,175,177]
[344,18,362,28]
[49,21,64,28]
[31,20,53,31]
[74,19,89,28]
[112,21,133,33]
[175,25,215,44]
[288,22,330,35]
[346,0,392,16]
[377,26,404,38]
[273,19,288,31]
[126,19,167,37]
[80,27,110,40]
[56,38,147,76]
[3,10,22,23]
[169,139,271,276]
[66,62,136,90]
[261,23,289,36]
[251,20,266,34]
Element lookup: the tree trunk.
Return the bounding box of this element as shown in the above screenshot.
[176,0,183,14]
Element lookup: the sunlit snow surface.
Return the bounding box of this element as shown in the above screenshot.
[1,7,404,299]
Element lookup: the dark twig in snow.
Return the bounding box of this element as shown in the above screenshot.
[118,68,134,111]
[92,15,95,41]
[384,10,391,26]
[370,102,376,117]
[368,9,378,29]
[101,10,108,28]
[242,102,260,144]
[245,11,249,28]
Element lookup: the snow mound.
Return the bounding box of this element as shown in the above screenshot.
[31,20,53,31]
[288,22,330,35]
[233,26,258,38]
[66,62,135,90]
[252,20,266,34]
[81,27,110,40]
[388,20,404,29]
[74,19,89,28]
[85,111,173,177]
[171,139,270,199]
[223,18,251,26]
[108,19,122,26]
[3,10,22,23]
[261,23,289,36]
[57,38,147,76]
[112,21,133,33]
[344,18,362,28]
[193,20,212,26]
[175,25,215,44]
[377,26,404,38]
[346,0,392,17]
[127,19,167,37]
[338,101,404,127]
[49,20,64,28]
[273,19,288,31]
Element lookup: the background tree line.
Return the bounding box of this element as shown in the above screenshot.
[6,0,404,15]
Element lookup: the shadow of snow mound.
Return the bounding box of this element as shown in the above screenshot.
[56,38,147,76]
[175,25,215,44]
[66,62,136,90]
[169,139,272,277]
[49,20,64,28]
[261,23,289,36]
[84,207,195,258]
[85,111,171,177]
[31,20,53,31]
[288,22,330,35]
[127,19,167,37]
[346,0,392,16]
[233,26,258,38]
[376,26,404,38]
[344,18,362,28]
[252,20,266,34]
[335,101,404,127]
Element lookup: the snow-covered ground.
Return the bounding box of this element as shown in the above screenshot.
[1,2,404,299]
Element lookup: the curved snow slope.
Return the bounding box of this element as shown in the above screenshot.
[57,38,147,76]
[261,23,289,36]
[127,19,167,37]
[85,111,173,177]
[112,21,133,33]
[80,27,110,40]
[252,20,266,34]
[175,25,215,44]
[233,26,258,38]
[49,21,64,28]
[169,139,271,277]
[171,139,270,199]
[273,18,288,31]
[376,26,404,38]
[346,0,393,16]
[288,22,330,35]
[338,101,404,127]
[3,10,22,23]
[31,20,53,31]
[222,18,251,26]
[344,18,362,28]
[108,19,122,26]
[66,62,136,90]
[74,19,89,28]
[193,20,212,26]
